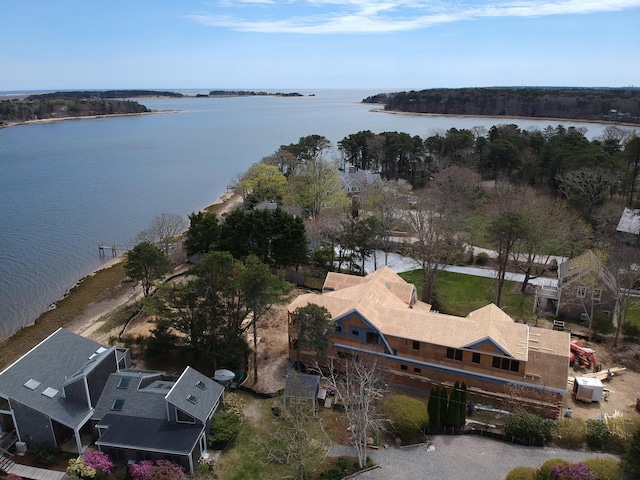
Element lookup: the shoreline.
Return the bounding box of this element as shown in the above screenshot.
[0,109,182,129]
[370,108,640,128]
[0,188,243,368]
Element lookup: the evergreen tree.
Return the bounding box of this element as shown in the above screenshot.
[623,427,640,477]
[439,387,448,428]
[459,382,468,427]
[428,387,441,429]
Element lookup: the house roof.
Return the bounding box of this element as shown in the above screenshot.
[166,366,224,423]
[558,250,616,291]
[92,371,170,421]
[617,207,640,235]
[96,414,203,454]
[0,328,110,428]
[289,268,570,362]
[283,372,319,401]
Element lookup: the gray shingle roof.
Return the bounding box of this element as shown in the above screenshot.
[166,366,224,423]
[92,371,169,421]
[0,329,109,428]
[96,414,203,454]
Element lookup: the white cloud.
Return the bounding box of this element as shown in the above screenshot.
[187,0,640,34]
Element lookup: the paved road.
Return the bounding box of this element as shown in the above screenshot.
[364,250,558,287]
[330,435,616,480]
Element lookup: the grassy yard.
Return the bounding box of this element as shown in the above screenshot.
[399,269,536,322]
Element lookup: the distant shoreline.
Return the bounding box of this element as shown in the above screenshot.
[0,109,181,129]
[370,108,639,128]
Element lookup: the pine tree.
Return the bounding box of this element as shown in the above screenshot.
[623,427,640,477]
[445,382,459,428]
[439,387,448,428]
[459,382,468,427]
[428,387,441,428]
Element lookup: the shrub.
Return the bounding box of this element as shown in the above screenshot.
[534,459,570,480]
[549,463,595,480]
[475,252,489,266]
[29,442,58,466]
[622,427,640,477]
[504,410,554,444]
[505,466,537,480]
[146,460,185,480]
[130,460,155,480]
[209,410,242,449]
[223,392,245,420]
[67,457,97,479]
[7,474,23,480]
[553,418,586,448]
[585,420,610,450]
[582,458,621,480]
[83,449,114,475]
[383,394,429,440]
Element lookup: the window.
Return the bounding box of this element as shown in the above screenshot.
[413,367,421,374]
[117,377,131,389]
[42,387,59,398]
[24,379,41,390]
[593,288,602,301]
[400,365,408,371]
[351,329,359,336]
[196,380,207,390]
[111,399,125,411]
[366,332,380,345]
[492,357,519,372]
[577,285,587,298]
[412,340,420,350]
[187,394,198,405]
[472,352,481,364]
[447,347,463,361]
[335,325,342,333]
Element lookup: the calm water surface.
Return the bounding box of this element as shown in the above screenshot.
[0,89,615,340]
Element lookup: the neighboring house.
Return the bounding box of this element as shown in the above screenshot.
[535,250,617,322]
[0,329,224,474]
[338,167,381,197]
[616,207,640,244]
[288,267,570,419]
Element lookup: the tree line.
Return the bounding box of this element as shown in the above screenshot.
[363,87,640,123]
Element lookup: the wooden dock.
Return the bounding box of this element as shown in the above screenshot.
[0,454,66,480]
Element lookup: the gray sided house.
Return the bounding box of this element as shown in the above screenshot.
[94,367,224,473]
[0,329,224,474]
[535,250,617,322]
[0,328,129,454]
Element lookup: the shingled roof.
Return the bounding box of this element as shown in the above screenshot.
[0,328,110,428]
[289,267,568,361]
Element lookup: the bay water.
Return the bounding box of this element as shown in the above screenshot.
[0,89,615,340]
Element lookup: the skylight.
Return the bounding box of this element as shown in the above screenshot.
[186,395,198,405]
[111,399,125,411]
[196,380,207,390]
[96,347,107,354]
[117,377,131,389]
[24,379,41,390]
[42,387,59,398]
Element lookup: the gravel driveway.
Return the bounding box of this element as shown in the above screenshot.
[330,435,618,480]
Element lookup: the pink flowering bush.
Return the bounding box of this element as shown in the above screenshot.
[83,450,114,475]
[550,463,595,480]
[129,460,155,480]
[129,459,184,480]
[7,474,23,480]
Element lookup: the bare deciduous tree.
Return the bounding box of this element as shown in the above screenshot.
[137,212,188,255]
[314,356,389,469]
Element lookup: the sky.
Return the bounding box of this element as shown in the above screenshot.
[2,0,639,91]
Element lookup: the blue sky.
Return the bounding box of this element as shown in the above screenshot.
[2,0,639,91]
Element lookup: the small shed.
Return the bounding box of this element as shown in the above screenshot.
[573,376,604,402]
[283,373,320,410]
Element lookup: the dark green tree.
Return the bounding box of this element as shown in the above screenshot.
[622,426,640,477]
[427,387,440,429]
[291,303,333,371]
[439,386,449,428]
[124,241,171,297]
[184,211,219,257]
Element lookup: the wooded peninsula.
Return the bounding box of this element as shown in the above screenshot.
[363,87,640,124]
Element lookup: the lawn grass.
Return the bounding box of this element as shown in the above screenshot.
[399,269,535,322]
